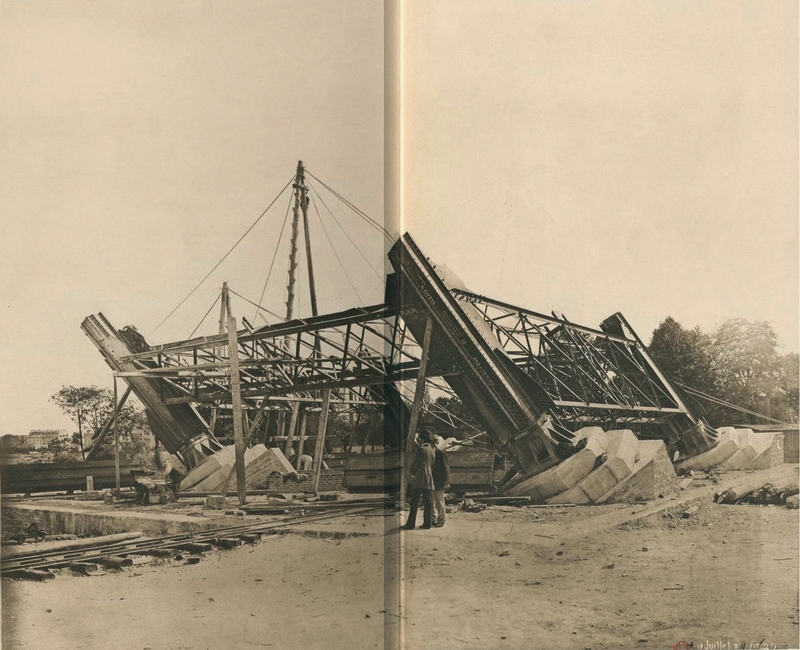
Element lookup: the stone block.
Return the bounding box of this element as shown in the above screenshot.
[749,433,785,470]
[215,537,244,549]
[603,430,639,481]
[600,440,677,504]
[180,446,236,490]
[508,429,609,502]
[205,495,226,509]
[678,427,742,471]
[718,429,772,470]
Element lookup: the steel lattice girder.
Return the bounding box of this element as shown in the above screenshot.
[114,304,435,408]
[83,232,718,473]
[450,289,696,427]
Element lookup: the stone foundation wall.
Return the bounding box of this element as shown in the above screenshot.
[607,443,677,503]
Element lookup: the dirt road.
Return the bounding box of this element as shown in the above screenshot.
[3,499,798,650]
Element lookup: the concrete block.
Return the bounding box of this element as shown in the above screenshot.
[215,537,244,549]
[600,440,677,504]
[243,447,296,490]
[749,433,784,470]
[508,429,609,502]
[718,429,771,470]
[548,484,592,505]
[603,430,639,481]
[682,505,700,519]
[550,429,638,504]
[191,464,233,492]
[678,427,742,471]
[180,446,236,490]
[205,495,226,510]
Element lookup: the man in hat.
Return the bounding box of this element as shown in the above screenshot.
[402,429,436,530]
[431,436,451,527]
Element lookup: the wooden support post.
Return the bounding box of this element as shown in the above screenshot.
[227,313,247,506]
[400,316,433,504]
[113,376,121,498]
[263,410,272,446]
[285,402,300,459]
[296,411,308,470]
[86,385,132,461]
[361,417,374,453]
[312,390,332,493]
[209,407,218,436]
[277,411,286,443]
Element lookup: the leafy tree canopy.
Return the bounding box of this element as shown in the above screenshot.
[649,318,798,426]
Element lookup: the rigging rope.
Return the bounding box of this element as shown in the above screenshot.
[187,292,221,340]
[306,178,384,282]
[674,381,792,426]
[228,288,287,323]
[307,191,365,306]
[151,174,296,334]
[305,169,392,242]
[254,189,294,323]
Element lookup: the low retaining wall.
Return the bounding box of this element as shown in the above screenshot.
[2,503,225,537]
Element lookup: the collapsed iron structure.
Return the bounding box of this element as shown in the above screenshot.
[82,232,717,481]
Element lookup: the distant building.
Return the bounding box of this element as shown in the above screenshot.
[26,429,69,449]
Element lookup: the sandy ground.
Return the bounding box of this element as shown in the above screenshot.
[402,502,799,650]
[2,488,798,650]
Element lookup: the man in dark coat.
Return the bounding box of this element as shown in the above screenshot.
[431,437,451,527]
[402,430,436,530]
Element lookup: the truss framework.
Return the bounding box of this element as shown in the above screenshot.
[451,290,694,430]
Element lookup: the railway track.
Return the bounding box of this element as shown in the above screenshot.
[2,502,391,578]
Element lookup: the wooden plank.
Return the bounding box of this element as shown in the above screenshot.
[113,378,121,497]
[311,390,332,493]
[296,411,308,470]
[400,316,433,501]
[228,311,247,506]
[285,402,300,459]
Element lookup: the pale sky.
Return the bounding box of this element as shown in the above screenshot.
[1,1,797,436]
[1,1,385,435]
[405,0,798,356]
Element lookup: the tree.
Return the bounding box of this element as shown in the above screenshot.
[649,317,715,392]
[50,385,156,465]
[711,319,796,424]
[50,386,108,459]
[649,317,799,426]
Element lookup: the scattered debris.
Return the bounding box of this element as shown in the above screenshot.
[498,550,511,557]
[461,498,487,513]
[70,562,99,575]
[681,506,700,519]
